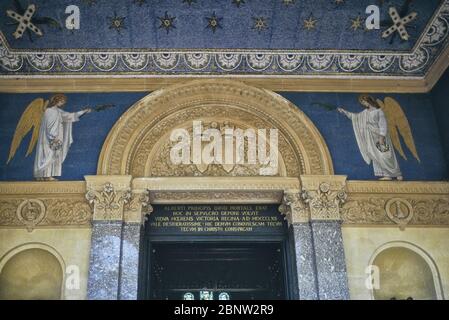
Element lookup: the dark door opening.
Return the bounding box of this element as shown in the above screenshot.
[147,242,286,300]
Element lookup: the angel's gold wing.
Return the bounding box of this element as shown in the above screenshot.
[7,98,49,164]
[376,97,420,162]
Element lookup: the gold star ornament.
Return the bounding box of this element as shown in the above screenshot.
[304,15,317,30]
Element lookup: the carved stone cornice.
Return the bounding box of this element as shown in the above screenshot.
[85,176,132,221]
[150,191,283,205]
[300,175,348,221]
[346,181,449,195]
[133,177,298,205]
[342,181,449,229]
[0,182,91,230]
[0,198,92,231]
[133,177,300,191]
[1,178,448,228]
[0,181,85,195]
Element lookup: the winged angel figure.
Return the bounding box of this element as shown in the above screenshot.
[7,94,91,181]
[338,95,420,181]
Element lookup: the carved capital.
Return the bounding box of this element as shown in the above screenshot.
[85,175,132,221]
[278,189,309,225]
[124,189,153,224]
[300,175,347,221]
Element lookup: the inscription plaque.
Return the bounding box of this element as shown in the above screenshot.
[148,204,286,235]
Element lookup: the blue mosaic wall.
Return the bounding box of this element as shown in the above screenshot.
[282,92,448,181]
[2,1,447,78]
[0,0,440,51]
[0,91,446,181]
[0,92,147,181]
[432,68,449,176]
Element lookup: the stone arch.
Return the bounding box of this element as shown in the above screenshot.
[368,241,444,300]
[0,243,65,300]
[97,80,333,177]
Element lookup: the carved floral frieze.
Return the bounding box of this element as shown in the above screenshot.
[0,197,91,231]
[341,196,449,228]
[0,179,448,229]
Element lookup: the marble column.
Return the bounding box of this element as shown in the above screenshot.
[310,220,349,300]
[84,175,132,300]
[118,222,142,300]
[279,189,318,300]
[118,189,151,300]
[87,221,123,300]
[291,223,319,300]
[301,175,350,300]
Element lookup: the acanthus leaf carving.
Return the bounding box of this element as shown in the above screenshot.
[301,178,348,221]
[124,189,153,224]
[86,182,131,221]
[278,189,309,225]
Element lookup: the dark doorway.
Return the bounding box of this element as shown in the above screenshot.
[146,242,286,300]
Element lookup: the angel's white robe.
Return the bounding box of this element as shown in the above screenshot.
[33,107,85,178]
[343,108,402,178]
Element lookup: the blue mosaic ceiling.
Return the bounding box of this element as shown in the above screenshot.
[0,0,448,78]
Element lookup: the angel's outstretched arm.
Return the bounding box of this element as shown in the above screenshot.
[337,108,354,120]
[60,108,90,122]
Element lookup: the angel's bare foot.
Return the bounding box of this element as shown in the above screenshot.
[47,177,58,181]
[379,177,392,181]
[397,176,403,181]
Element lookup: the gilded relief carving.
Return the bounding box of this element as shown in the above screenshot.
[0,179,447,228]
[385,198,414,230]
[42,200,91,225]
[341,181,449,228]
[147,119,286,177]
[97,80,334,178]
[300,175,348,221]
[0,198,91,229]
[303,184,347,221]
[278,189,309,225]
[85,182,131,221]
[16,199,46,232]
[0,200,19,225]
[0,181,91,229]
[124,190,153,224]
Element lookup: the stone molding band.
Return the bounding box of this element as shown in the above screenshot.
[0,177,448,230]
